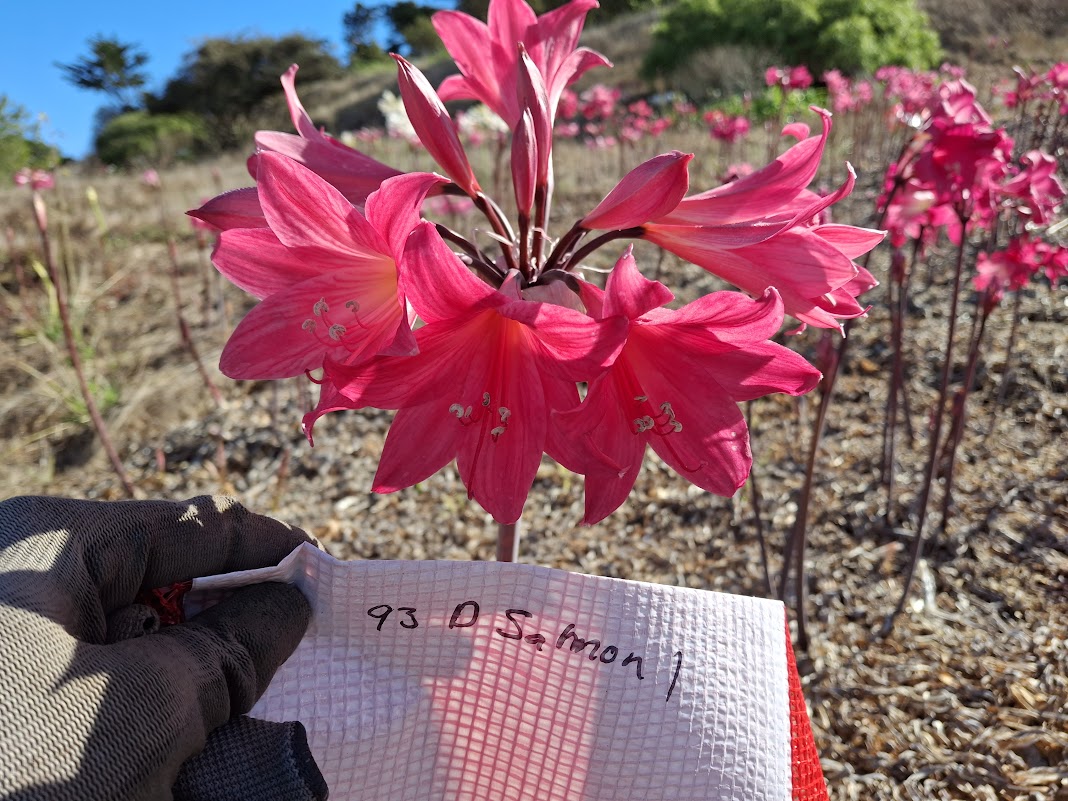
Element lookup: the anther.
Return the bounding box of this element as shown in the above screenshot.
[313,298,329,316]
[482,392,491,407]
[302,319,316,331]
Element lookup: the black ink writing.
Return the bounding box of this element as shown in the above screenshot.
[449,600,480,629]
[496,609,532,640]
[622,653,645,680]
[666,649,683,702]
[367,604,419,631]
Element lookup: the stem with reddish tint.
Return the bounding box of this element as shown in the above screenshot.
[745,401,773,597]
[937,299,991,534]
[497,521,520,562]
[777,322,851,651]
[882,231,969,636]
[31,192,135,498]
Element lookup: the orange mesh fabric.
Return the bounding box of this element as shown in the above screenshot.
[784,620,829,801]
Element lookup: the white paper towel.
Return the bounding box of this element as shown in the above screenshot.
[187,544,809,801]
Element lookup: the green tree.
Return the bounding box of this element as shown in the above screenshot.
[149,35,344,150]
[0,96,60,177]
[56,36,149,110]
[343,3,389,66]
[385,1,443,56]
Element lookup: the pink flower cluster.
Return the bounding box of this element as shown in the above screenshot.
[822,70,874,114]
[704,109,750,143]
[13,168,54,191]
[975,235,1068,309]
[554,84,672,147]
[765,65,813,91]
[996,62,1068,113]
[192,0,881,524]
[882,81,1024,249]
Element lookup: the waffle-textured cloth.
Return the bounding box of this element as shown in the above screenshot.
[188,544,828,801]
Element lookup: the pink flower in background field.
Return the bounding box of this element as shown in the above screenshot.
[13,168,54,190]
[553,249,821,523]
[704,110,750,143]
[974,236,1043,308]
[999,150,1066,224]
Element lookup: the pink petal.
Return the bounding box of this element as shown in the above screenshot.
[602,246,674,320]
[582,151,692,230]
[657,108,832,226]
[813,224,886,259]
[511,110,538,216]
[253,132,401,206]
[402,222,498,323]
[220,271,405,380]
[213,228,339,298]
[625,346,752,496]
[517,46,553,186]
[642,287,785,345]
[496,299,627,381]
[365,171,448,258]
[188,188,268,231]
[255,152,391,260]
[393,55,481,197]
[547,48,611,113]
[373,405,460,492]
[455,329,547,524]
[279,64,322,140]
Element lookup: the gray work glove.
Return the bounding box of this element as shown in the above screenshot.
[0,495,328,801]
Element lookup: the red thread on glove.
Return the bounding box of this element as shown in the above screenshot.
[137,581,193,627]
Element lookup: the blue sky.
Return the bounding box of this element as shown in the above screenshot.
[1,0,431,158]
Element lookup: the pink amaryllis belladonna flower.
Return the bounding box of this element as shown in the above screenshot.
[553,247,821,524]
[321,222,627,524]
[641,110,884,332]
[212,152,442,380]
[433,0,609,125]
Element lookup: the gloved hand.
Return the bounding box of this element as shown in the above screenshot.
[0,495,328,801]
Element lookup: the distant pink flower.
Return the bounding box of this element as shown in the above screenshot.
[788,65,813,90]
[141,169,161,188]
[999,150,1066,224]
[553,248,821,523]
[212,153,441,380]
[705,110,750,143]
[974,236,1042,308]
[13,168,54,191]
[321,223,627,524]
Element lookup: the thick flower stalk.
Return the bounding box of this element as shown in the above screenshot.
[193,0,881,533]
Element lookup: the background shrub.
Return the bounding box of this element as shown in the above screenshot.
[94,111,209,167]
[644,0,941,83]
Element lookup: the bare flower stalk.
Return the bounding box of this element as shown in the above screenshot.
[497,520,520,562]
[882,231,970,636]
[165,238,223,408]
[30,192,135,498]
